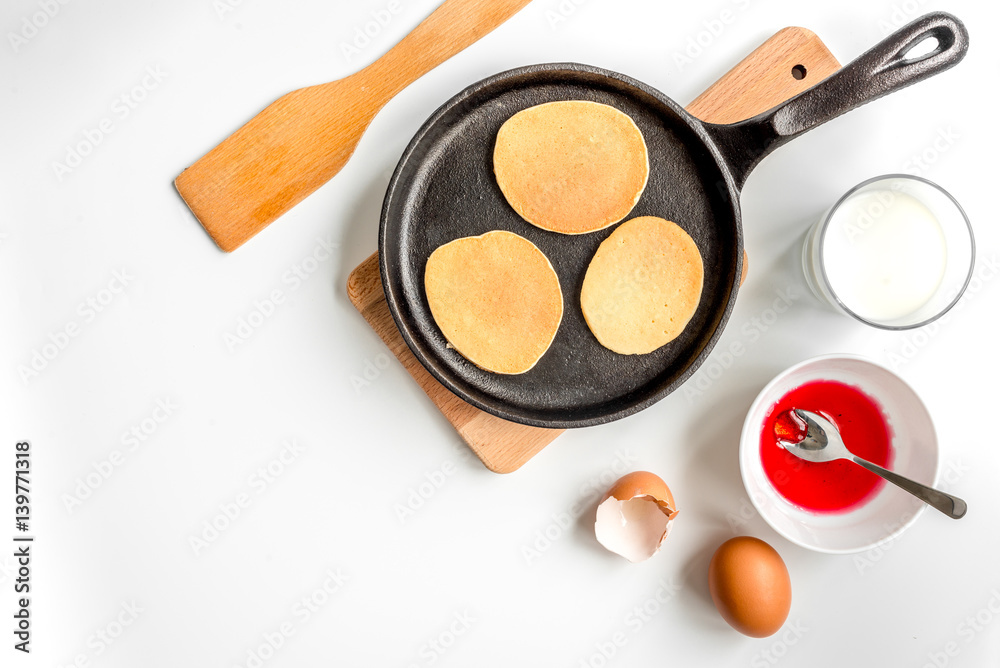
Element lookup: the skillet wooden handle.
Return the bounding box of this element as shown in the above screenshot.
[367,0,533,102]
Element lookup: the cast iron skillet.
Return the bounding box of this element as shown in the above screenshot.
[379,12,967,429]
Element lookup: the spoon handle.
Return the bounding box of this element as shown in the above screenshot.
[850,456,967,519]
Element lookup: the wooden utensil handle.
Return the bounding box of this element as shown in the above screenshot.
[366,0,533,102]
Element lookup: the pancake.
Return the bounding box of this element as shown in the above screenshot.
[581,216,704,355]
[424,230,563,374]
[493,100,649,235]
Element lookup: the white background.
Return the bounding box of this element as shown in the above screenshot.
[3,0,999,666]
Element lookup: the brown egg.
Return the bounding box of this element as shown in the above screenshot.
[708,536,791,637]
[595,471,679,563]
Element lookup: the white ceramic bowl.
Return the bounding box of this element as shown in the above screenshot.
[739,354,939,554]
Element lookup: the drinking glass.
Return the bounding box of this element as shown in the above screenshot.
[802,174,974,329]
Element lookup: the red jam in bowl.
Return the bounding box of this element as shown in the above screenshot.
[759,380,893,513]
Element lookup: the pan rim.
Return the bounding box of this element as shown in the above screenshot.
[378,62,743,429]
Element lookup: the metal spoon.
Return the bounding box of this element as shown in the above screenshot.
[778,409,967,519]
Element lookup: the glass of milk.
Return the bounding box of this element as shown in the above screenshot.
[802,175,974,329]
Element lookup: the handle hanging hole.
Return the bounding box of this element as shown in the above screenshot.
[903,35,940,61]
[791,64,807,80]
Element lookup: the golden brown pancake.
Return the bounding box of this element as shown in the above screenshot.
[493,100,649,235]
[424,230,563,374]
[581,216,703,354]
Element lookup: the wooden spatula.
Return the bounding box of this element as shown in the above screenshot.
[175,0,533,252]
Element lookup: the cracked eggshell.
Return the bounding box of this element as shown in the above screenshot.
[595,471,679,563]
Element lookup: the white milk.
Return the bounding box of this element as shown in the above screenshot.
[821,187,947,322]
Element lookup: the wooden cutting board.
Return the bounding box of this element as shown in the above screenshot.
[348,27,842,473]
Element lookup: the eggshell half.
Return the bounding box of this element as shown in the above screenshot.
[595,471,678,563]
[708,536,792,637]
